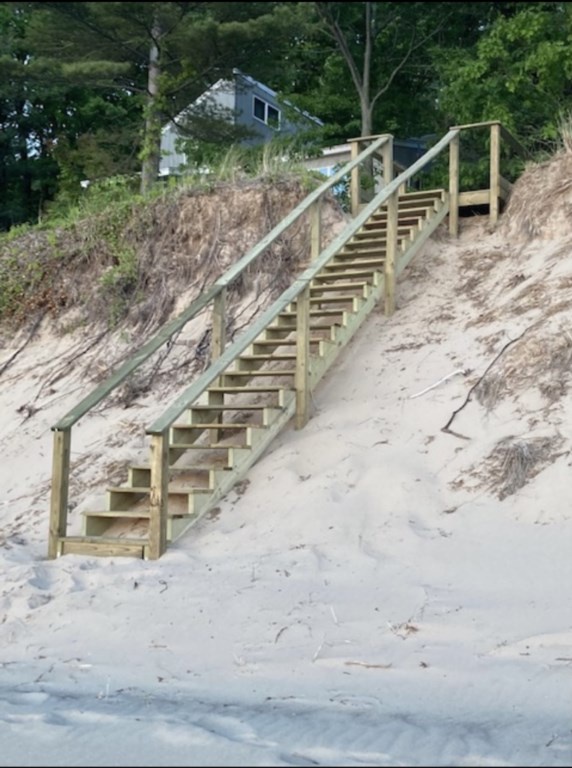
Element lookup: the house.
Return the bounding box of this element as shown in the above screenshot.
[159,69,323,176]
[302,137,433,179]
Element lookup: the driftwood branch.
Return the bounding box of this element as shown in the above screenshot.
[441,322,540,439]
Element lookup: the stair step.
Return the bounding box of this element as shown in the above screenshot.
[252,338,323,347]
[168,441,251,450]
[208,385,294,393]
[85,507,195,519]
[279,308,346,318]
[325,254,386,266]
[307,294,363,304]
[128,465,213,486]
[310,281,368,292]
[105,484,214,518]
[172,422,259,429]
[191,403,275,410]
[58,536,147,558]
[222,369,296,377]
[371,204,432,218]
[399,188,444,200]
[315,267,381,280]
[108,484,209,500]
[238,353,297,362]
[346,227,412,244]
[340,236,411,254]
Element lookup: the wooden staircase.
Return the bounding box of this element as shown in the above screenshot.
[58,188,448,558]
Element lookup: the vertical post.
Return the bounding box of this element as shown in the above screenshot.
[489,122,501,226]
[381,136,393,187]
[210,288,226,440]
[295,284,310,429]
[211,288,226,361]
[148,432,168,559]
[350,139,361,217]
[310,199,321,262]
[48,428,71,559]
[449,132,460,237]
[384,189,398,316]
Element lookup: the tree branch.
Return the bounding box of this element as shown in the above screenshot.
[315,2,364,97]
[370,15,449,112]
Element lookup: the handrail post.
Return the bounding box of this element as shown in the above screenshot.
[349,139,361,217]
[490,122,501,225]
[384,189,398,316]
[449,132,459,237]
[148,431,168,559]
[211,288,226,361]
[310,199,321,261]
[295,284,310,429]
[382,136,393,187]
[48,428,71,558]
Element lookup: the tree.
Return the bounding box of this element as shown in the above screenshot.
[437,3,572,150]
[26,1,310,195]
[310,2,454,139]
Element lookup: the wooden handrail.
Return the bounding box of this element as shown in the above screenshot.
[451,121,530,160]
[450,120,501,131]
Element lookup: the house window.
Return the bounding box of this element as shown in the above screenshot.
[253,96,280,128]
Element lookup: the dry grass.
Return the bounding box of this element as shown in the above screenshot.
[498,149,572,244]
[485,435,564,500]
[473,372,505,412]
[0,178,347,339]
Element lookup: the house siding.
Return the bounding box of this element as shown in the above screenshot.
[159,70,321,175]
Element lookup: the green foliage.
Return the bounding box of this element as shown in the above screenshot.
[437,4,572,153]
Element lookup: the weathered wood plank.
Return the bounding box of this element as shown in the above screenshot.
[59,537,146,558]
[148,433,168,560]
[450,120,501,131]
[310,199,321,262]
[295,285,310,429]
[458,190,490,206]
[350,140,361,217]
[381,137,393,186]
[211,288,226,361]
[490,122,501,225]
[384,190,398,316]
[48,429,71,559]
[449,133,459,237]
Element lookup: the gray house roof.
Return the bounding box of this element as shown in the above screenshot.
[160,69,323,176]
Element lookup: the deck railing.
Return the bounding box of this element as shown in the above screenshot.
[448,120,529,234]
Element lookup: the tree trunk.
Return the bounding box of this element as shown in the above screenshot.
[140,14,162,195]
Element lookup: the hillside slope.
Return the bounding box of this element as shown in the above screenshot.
[1,155,572,766]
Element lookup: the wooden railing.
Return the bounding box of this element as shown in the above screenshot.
[448,120,530,234]
[48,133,394,558]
